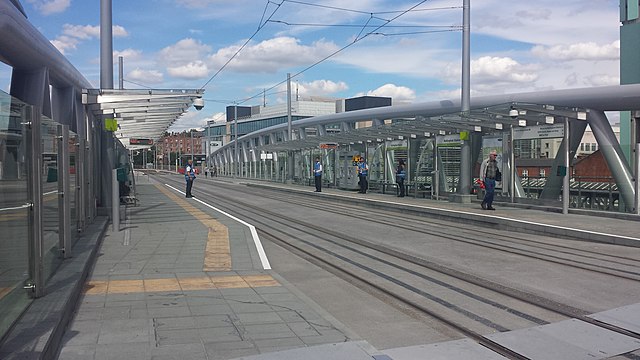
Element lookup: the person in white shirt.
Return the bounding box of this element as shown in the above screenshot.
[184,159,196,198]
[313,157,323,192]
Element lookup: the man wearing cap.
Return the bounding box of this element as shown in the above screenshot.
[479,150,499,210]
[357,157,369,194]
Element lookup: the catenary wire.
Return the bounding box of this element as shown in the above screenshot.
[199,0,285,90]
[235,0,431,106]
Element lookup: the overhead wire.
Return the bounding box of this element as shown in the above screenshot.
[376,5,462,14]
[372,28,461,36]
[123,78,153,89]
[235,0,432,106]
[354,14,374,43]
[280,0,373,15]
[199,0,285,90]
[267,20,458,29]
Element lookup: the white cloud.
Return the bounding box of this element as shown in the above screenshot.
[61,24,99,39]
[359,84,416,103]
[51,24,128,54]
[531,41,619,61]
[127,68,164,84]
[473,1,618,46]
[443,56,538,86]
[167,61,209,79]
[583,74,619,87]
[208,37,340,73]
[159,38,212,67]
[514,8,552,21]
[60,24,128,39]
[50,35,79,54]
[26,0,70,15]
[168,109,209,132]
[473,56,538,83]
[297,80,348,96]
[114,48,143,61]
[423,88,463,102]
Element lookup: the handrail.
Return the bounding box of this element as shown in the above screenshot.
[0,203,31,212]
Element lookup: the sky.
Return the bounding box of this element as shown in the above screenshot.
[0,0,622,132]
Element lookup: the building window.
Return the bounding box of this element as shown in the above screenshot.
[540,169,546,177]
[580,143,584,151]
[591,143,597,151]
[522,169,529,177]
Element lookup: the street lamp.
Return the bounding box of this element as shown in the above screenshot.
[234,104,238,178]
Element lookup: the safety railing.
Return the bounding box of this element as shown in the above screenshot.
[0,90,95,342]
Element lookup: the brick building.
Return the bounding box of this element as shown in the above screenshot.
[512,150,613,182]
[158,131,203,163]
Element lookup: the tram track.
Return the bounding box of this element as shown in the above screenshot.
[152,175,640,358]
[231,182,640,282]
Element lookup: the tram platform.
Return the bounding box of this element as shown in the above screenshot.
[244,180,640,248]
[47,176,384,360]
[2,174,639,360]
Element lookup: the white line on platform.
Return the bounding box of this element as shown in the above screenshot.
[164,183,271,270]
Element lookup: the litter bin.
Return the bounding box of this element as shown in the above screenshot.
[46,167,58,182]
[116,167,127,182]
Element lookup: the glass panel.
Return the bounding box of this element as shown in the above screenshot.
[68,132,78,245]
[40,117,62,282]
[0,91,33,338]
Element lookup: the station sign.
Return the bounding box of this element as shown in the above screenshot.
[130,138,153,145]
[436,134,462,147]
[513,124,564,140]
[319,142,338,149]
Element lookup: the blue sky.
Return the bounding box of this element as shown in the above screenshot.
[1,0,621,131]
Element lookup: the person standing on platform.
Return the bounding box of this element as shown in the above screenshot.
[479,150,499,210]
[313,157,323,192]
[184,159,196,198]
[357,157,369,194]
[204,167,208,178]
[396,159,406,197]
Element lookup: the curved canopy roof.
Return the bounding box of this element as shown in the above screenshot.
[83,88,204,150]
[213,83,640,155]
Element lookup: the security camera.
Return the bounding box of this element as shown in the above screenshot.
[193,98,204,111]
[509,108,518,119]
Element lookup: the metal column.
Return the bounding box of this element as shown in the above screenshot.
[287,73,294,183]
[588,110,636,211]
[77,137,86,232]
[112,169,119,232]
[458,0,472,195]
[58,124,71,257]
[635,143,640,214]
[234,105,238,178]
[26,106,44,298]
[562,118,570,214]
[509,125,515,203]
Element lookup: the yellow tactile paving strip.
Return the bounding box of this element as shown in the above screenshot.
[0,213,26,222]
[0,287,11,299]
[155,184,232,271]
[83,275,280,295]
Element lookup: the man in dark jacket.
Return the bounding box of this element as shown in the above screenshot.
[184,159,196,198]
[313,157,323,192]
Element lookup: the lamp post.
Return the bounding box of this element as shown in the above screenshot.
[234,104,238,178]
